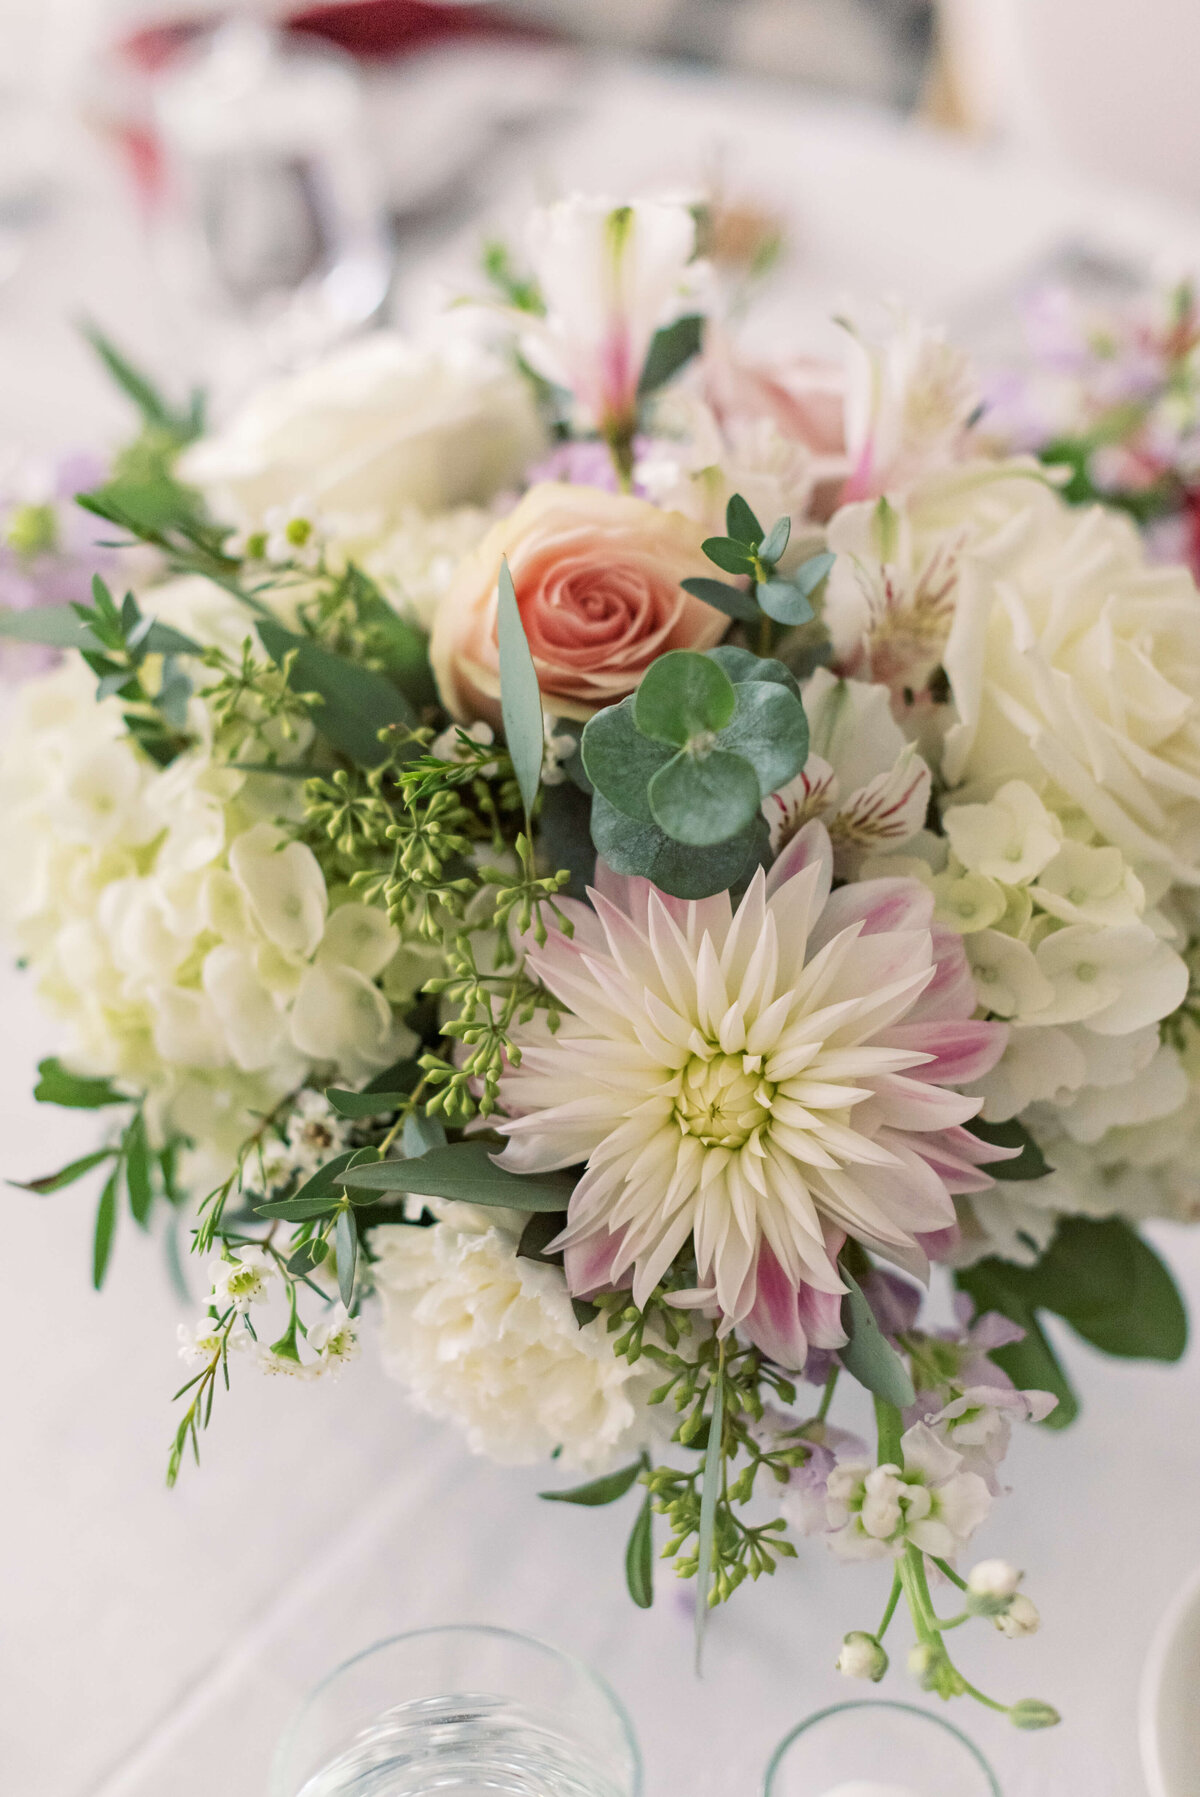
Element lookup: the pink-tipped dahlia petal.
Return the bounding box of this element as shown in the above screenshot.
[742,1236,848,1369]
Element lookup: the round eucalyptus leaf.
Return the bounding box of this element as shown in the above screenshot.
[759,515,791,566]
[581,697,673,822]
[648,747,761,845]
[701,534,756,576]
[634,650,737,747]
[590,790,767,898]
[705,645,801,697]
[759,577,814,627]
[718,680,810,796]
[680,576,759,623]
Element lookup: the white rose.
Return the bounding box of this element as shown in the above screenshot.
[179,334,547,537]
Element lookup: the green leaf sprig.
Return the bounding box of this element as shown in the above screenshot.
[682,494,835,639]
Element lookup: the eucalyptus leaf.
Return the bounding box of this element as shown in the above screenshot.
[704,646,800,697]
[648,748,760,846]
[402,1110,447,1158]
[625,1490,655,1609]
[497,557,544,817]
[517,1210,563,1264]
[93,1172,118,1290]
[590,790,768,899]
[9,1148,115,1194]
[541,1460,643,1506]
[694,1367,725,1667]
[717,680,809,797]
[287,1239,329,1277]
[680,576,759,623]
[794,549,837,596]
[838,1269,917,1407]
[257,621,414,766]
[141,620,205,657]
[580,698,673,823]
[326,1088,407,1119]
[341,1141,575,1212]
[125,1112,153,1228]
[0,605,101,650]
[759,515,791,566]
[954,1262,1078,1428]
[335,1206,359,1307]
[638,313,704,395]
[634,650,737,747]
[758,578,814,628]
[701,535,755,576]
[725,493,763,546]
[254,1148,361,1221]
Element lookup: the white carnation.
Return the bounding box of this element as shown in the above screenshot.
[373,1205,658,1471]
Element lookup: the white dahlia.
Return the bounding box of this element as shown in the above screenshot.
[372,1204,657,1470]
[495,822,1009,1367]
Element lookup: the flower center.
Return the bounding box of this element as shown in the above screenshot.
[675,1051,773,1148]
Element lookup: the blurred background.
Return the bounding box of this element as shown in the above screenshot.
[8,5,1200,1797]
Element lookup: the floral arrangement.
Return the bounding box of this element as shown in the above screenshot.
[5,196,1198,1734]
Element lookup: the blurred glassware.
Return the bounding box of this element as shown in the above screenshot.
[763,1699,1000,1797]
[1141,1561,1200,1797]
[269,1625,642,1797]
[150,8,392,369]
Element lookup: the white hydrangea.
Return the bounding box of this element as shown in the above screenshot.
[361,503,496,631]
[0,578,420,1185]
[372,1204,659,1471]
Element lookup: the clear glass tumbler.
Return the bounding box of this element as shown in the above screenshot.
[270,1625,642,1797]
[763,1699,1000,1797]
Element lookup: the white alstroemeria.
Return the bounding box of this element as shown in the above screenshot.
[943,783,1063,887]
[966,931,1056,1020]
[1032,841,1145,928]
[209,1246,277,1314]
[825,1422,992,1562]
[522,196,700,439]
[765,670,931,875]
[842,310,981,500]
[307,1301,360,1375]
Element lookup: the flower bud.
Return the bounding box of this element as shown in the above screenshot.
[907,1642,937,1688]
[1009,1698,1060,1730]
[995,1593,1040,1639]
[968,1558,1022,1600]
[836,1631,889,1682]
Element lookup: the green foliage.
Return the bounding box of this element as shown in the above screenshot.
[839,1268,917,1407]
[481,238,544,315]
[638,313,704,396]
[9,1148,115,1194]
[541,1460,645,1506]
[682,493,834,635]
[92,1171,119,1289]
[341,1140,575,1211]
[497,558,544,817]
[625,1490,656,1609]
[335,1205,359,1306]
[33,1058,126,1109]
[582,647,807,877]
[257,620,415,766]
[83,323,205,447]
[694,1353,726,1661]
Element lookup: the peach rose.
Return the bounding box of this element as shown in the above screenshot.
[429,482,726,724]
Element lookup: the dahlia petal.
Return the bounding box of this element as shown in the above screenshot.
[765,817,834,910]
[879,1019,1008,1085]
[806,876,935,956]
[563,1225,628,1298]
[741,1239,848,1370]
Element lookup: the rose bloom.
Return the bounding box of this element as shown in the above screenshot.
[430,482,725,724]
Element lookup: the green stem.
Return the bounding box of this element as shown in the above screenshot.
[932,1555,969,1592]
[815,1364,839,1425]
[876,1570,903,1641]
[873,1394,903,1467]
[958,1677,1012,1716]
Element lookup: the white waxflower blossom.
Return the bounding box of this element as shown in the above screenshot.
[177,1316,227,1366]
[180,333,545,540]
[996,1593,1041,1639]
[209,1246,277,1314]
[825,1422,992,1562]
[372,1205,659,1471]
[307,1301,360,1376]
[765,670,931,876]
[285,1090,351,1175]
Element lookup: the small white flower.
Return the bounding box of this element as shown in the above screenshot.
[430,719,495,764]
[177,1316,226,1366]
[968,1558,1023,1601]
[307,1301,359,1376]
[209,1246,277,1314]
[825,1422,992,1562]
[285,1089,350,1174]
[996,1592,1041,1638]
[943,783,1063,887]
[540,716,579,787]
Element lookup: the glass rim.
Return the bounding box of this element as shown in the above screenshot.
[762,1697,1001,1796]
[270,1621,644,1797]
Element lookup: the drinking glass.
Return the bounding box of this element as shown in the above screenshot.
[763,1698,1000,1797]
[270,1625,642,1797]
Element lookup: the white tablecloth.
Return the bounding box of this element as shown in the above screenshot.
[5,58,1200,1797]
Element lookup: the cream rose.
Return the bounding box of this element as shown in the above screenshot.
[179,334,546,536]
[429,481,726,724]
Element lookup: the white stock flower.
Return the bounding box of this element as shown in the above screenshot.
[825,1421,992,1561]
[996,1593,1041,1638]
[765,670,931,876]
[180,334,544,540]
[968,1559,1022,1601]
[521,196,699,436]
[372,1206,658,1470]
[842,310,981,499]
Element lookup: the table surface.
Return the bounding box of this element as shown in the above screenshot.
[5,54,1200,1797]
